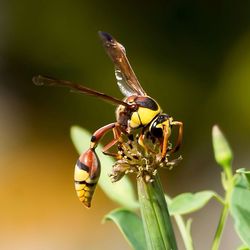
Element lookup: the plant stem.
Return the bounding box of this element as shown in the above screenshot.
[213,194,225,206]
[211,202,229,250]
[174,216,194,250]
[211,167,233,250]
[165,195,194,250]
[137,174,178,250]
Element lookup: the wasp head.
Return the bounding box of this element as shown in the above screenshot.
[149,114,173,138]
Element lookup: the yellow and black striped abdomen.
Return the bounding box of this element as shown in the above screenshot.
[74,148,101,208]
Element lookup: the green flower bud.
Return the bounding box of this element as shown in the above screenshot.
[212,125,233,169]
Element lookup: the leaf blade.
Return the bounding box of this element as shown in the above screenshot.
[168,191,216,215]
[104,208,146,250]
[230,172,250,247]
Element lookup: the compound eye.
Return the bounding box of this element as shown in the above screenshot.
[150,124,163,138]
[158,114,169,123]
[130,103,138,111]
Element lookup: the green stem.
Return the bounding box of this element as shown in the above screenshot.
[174,215,194,250]
[213,194,225,206]
[211,167,233,250]
[224,165,233,182]
[137,174,178,250]
[165,195,194,250]
[211,202,229,250]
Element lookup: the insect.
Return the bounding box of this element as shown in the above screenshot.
[33,31,183,208]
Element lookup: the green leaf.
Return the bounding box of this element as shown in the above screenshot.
[104,208,146,250]
[236,168,250,174]
[212,125,233,170]
[237,245,250,250]
[70,125,138,209]
[236,168,250,184]
[230,173,250,247]
[168,191,215,215]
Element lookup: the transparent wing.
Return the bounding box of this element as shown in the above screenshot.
[99,31,147,97]
[115,68,137,97]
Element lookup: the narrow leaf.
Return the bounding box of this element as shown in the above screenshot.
[230,173,250,247]
[104,208,146,250]
[168,191,215,215]
[70,126,138,209]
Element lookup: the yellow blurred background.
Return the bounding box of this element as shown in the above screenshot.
[1,1,250,249]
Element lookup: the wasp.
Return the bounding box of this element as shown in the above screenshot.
[33,31,183,208]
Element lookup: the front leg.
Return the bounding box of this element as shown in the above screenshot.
[161,124,171,160]
[170,121,183,154]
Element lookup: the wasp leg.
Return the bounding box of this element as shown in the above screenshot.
[161,124,171,160]
[138,129,146,150]
[90,122,117,149]
[170,121,183,154]
[138,128,149,151]
[138,130,158,154]
[102,126,123,159]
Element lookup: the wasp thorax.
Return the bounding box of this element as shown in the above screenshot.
[109,133,182,183]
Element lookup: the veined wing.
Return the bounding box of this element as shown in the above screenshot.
[98,31,147,97]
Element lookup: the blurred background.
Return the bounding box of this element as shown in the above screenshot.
[1,1,250,249]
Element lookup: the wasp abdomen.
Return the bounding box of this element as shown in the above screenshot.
[74,148,101,208]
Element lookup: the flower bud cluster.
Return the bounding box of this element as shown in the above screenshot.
[109,133,182,182]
